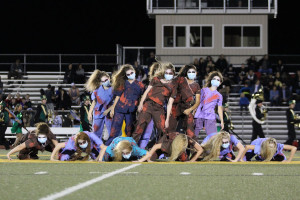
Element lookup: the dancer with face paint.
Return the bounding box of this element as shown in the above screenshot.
[131,62,177,144]
[194,71,224,137]
[106,65,145,145]
[240,137,297,162]
[96,136,149,162]
[167,65,200,139]
[50,131,105,161]
[7,122,58,160]
[201,131,245,162]
[85,70,114,140]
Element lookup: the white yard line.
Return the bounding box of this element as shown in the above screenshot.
[39,164,141,200]
[34,171,48,175]
[252,173,264,176]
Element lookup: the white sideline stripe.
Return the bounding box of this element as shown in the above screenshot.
[39,164,141,200]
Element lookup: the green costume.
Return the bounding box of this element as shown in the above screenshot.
[11,112,23,133]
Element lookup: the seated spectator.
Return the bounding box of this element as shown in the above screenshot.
[45,84,54,110]
[239,93,249,115]
[21,97,26,108]
[293,70,300,94]
[279,83,291,105]
[69,83,80,105]
[247,56,258,71]
[25,94,32,110]
[239,81,251,100]
[64,64,75,84]
[251,80,262,94]
[62,114,73,127]
[59,89,71,110]
[205,56,215,67]
[11,98,17,110]
[207,60,216,71]
[75,64,86,84]
[0,76,3,94]
[219,77,231,102]
[8,59,23,81]
[204,66,211,77]
[224,64,237,84]
[270,86,280,106]
[51,86,56,105]
[52,111,62,127]
[40,88,45,96]
[246,70,257,86]
[198,57,206,74]
[133,61,145,82]
[5,94,12,109]
[264,81,274,102]
[193,58,200,70]
[215,54,228,73]
[258,54,272,74]
[15,93,22,104]
[273,59,286,74]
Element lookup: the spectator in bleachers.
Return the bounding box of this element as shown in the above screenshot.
[15,93,22,104]
[279,83,291,105]
[0,76,3,94]
[51,86,56,105]
[64,64,75,84]
[237,63,248,84]
[45,84,54,110]
[204,66,211,77]
[8,59,23,82]
[62,114,72,127]
[25,94,32,110]
[246,69,257,86]
[239,81,251,100]
[205,56,215,67]
[193,58,200,70]
[223,64,237,84]
[239,93,249,115]
[40,88,45,96]
[69,83,80,105]
[293,70,300,94]
[198,57,206,74]
[5,94,12,109]
[21,97,26,108]
[0,101,10,150]
[59,88,71,110]
[270,86,280,106]
[146,51,156,75]
[215,54,228,73]
[133,61,145,82]
[251,80,262,94]
[247,55,258,71]
[264,81,274,102]
[11,98,17,110]
[75,64,86,84]
[207,60,216,71]
[219,77,231,102]
[258,54,272,74]
[273,59,286,74]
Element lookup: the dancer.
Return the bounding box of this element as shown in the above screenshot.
[107,65,145,145]
[131,62,177,144]
[85,70,114,140]
[194,71,224,136]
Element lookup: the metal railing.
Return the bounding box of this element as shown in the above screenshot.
[0,53,117,73]
[147,0,277,17]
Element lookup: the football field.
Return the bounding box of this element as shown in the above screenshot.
[0,150,300,200]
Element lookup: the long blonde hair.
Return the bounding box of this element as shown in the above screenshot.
[149,62,161,81]
[85,70,110,92]
[202,131,230,161]
[153,62,175,79]
[113,140,133,161]
[169,134,188,161]
[260,138,277,161]
[205,71,223,88]
[112,64,135,91]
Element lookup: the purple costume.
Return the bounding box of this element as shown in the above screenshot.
[194,87,223,136]
[91,85,114,139]
[60,131,103,161]
[246,138,286,161]
[201,133,241,160]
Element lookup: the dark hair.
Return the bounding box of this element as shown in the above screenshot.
[178,65,197,77]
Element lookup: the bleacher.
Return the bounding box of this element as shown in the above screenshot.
[227,92,300,144]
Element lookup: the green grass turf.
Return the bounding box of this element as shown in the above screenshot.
[0,149,300,200]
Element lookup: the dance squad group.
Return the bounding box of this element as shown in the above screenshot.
[5,62,297,162]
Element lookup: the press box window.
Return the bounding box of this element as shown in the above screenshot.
[224,26,260,47]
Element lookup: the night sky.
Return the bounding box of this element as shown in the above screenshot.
[0,0,298,54]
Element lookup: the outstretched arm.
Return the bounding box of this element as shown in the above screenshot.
[239,145,255,162]
[138,85,152,112]
[232,142,245,162]
[96,144,107,162]
[283,145,297,162]
[136,143,162,162]
[50,142,66,161]
[7,143,26,160]
[188,143,203,162]
[165,97,174,128]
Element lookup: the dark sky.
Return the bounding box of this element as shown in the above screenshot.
[0,0,298,54]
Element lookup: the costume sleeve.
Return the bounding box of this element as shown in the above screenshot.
[89,132,103,147]
[230,135,240,146]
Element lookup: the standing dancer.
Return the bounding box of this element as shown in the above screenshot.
[132,62,177,144]
[194,71,224,137]
[85,70,114,140]
[107,64,144,145]
[168,65,200,139]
